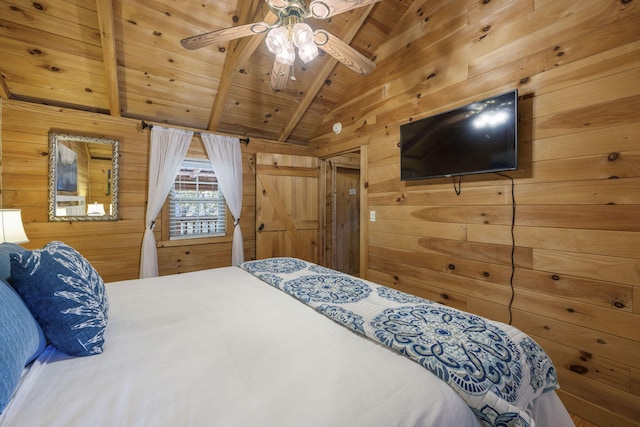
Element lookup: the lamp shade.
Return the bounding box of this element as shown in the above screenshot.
[87,202,106,216]
[0,209,29,244]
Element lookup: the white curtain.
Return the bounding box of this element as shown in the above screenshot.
[140,126,193,278]
[201,133,244,265]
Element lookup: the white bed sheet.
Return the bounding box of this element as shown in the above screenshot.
[1,266,572,427]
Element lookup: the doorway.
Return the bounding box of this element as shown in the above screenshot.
[325,151,360,275]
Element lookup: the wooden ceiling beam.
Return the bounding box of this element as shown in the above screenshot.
[207,1,277,131]
[277,4,375,142]
[96,0,121,117]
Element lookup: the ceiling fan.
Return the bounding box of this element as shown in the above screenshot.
[180,0,380,90]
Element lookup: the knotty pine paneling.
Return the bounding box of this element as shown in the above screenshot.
[310,0,640,425]
[0,98,308,282]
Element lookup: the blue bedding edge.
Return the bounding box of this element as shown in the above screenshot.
[239,257,559,427]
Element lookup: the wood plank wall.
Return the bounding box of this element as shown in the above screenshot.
[309,0,640,426]
[0,98,308,283]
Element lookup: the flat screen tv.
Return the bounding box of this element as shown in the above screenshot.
[400,89,518,181]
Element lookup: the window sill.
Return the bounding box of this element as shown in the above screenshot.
[157,234,233,248]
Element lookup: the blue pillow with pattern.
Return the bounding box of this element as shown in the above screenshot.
[0,242,25,282]
[10,241,109,357]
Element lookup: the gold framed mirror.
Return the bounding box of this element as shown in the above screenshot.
[48,132,119,221]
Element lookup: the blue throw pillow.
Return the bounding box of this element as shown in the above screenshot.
[0,242,25,282]
[0,279,46,414]
[10,241,109,357]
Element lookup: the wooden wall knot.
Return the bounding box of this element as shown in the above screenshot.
[448,263,456,270]
[613,301,626,309]
[569,365,588,375]
[607,152,620,161]
[579,351,592,361]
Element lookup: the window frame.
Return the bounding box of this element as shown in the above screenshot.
[160,158,233,247]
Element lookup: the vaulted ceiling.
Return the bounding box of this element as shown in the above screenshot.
[0,0,412,144]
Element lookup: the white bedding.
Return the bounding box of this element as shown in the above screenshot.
[1,266,573,427]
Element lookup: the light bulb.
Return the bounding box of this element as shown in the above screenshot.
[292,23,314,47]
[266,27,295,66]
[266,27,289,55]
[277,49,296,66]
[292,23,318,63]
[298,43,319,63]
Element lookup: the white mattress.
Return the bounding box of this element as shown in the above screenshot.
[1,266,572,427]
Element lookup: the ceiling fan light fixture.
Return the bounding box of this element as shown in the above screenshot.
[292,23,319,63]
[181,0,379,89]
[266,27,296,65]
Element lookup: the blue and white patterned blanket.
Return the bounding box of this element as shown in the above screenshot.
[240,258,559,427]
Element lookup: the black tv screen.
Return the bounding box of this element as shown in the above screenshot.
[400,90,518,181]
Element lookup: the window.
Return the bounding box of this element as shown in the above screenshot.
[168,159,226,240]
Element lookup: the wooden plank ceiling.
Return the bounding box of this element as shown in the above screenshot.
[0,0,411,144]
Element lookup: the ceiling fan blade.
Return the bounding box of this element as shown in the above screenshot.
[270,59,292,91]
[314,30,375,75]
[180,22,270,50]
[309,0,382,19]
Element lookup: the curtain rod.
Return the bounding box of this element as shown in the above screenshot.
[141,120,249,145]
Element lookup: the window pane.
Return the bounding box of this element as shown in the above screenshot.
[169,160,226,239]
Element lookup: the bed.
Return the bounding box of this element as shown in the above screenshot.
[0,242,574,427]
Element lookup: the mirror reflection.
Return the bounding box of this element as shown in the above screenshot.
[48,132,119,221]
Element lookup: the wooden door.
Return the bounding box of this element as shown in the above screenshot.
[256,153,320,262]
[334,166,360,275]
